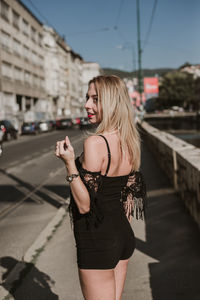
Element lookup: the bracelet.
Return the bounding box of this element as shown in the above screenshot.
[66,173,79,183]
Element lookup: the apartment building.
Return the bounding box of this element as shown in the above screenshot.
[0,0,101,124]
[0,0,48,126]
[67,50,84,117]
[82,62,101,101]
[43,25,71,118]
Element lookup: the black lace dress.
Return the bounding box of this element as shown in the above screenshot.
[69,135,146,269]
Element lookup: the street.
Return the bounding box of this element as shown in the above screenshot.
[0,129,85,278]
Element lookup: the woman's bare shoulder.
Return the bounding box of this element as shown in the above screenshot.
[82,135,105,171]
[84,135,104,148]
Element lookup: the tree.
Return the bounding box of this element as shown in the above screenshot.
[157,71,196,110]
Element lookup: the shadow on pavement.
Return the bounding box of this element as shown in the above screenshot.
[0,256,58,300]
[140,138,200,300]
[0,169,70,209]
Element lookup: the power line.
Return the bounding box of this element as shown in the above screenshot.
[114,0,125,30]
[23,0,112,38]
[25,0,54,28]
[142,0,158,51]
[66,27,111,37]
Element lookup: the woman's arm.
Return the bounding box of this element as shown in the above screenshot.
[55,135,103,214]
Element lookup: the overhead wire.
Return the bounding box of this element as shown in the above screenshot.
[23,0,111,38]
[142,0,158,51]
[24,0,55,28]
[114,0,125,30]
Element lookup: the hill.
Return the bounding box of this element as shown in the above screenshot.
[102,68,175,78]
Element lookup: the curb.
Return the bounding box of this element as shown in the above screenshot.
[0,203,68,300]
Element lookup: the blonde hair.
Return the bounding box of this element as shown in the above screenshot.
[88,75,141,171]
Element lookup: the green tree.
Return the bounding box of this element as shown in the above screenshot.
[157,71,196,110]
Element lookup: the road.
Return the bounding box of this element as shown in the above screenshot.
[0,129,85,279]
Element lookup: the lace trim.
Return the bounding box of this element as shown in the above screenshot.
[68,166,104,229]
[121,171,146,221]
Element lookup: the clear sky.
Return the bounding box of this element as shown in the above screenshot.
[21,0,200,71]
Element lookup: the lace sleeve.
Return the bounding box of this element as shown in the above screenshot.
[68,158,103,228]
[121,171,146,222]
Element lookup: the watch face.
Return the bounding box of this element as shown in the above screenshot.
[69,176,73,182]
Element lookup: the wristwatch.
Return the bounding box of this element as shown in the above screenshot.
[66,173,79,183]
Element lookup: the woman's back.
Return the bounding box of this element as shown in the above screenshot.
[90,132,133,177]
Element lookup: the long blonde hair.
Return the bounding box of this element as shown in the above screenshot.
[88,75,141,171]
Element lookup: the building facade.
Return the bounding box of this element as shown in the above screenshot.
[0,0,49,127]
[0,0,102,125]
[81,62,101,115]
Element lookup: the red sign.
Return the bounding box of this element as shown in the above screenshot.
[144,77,159,94]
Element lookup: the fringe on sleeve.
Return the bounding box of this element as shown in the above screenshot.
[121,171,146,222]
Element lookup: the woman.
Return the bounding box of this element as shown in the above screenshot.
[55,75,146,300]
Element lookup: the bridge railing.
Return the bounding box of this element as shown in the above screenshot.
[138,120,200,227]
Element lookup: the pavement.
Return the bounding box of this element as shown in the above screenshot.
[1,138,200,300]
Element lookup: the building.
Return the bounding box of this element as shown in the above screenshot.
[180,63,200,79]
[0,0,102,124]
[81,62,101,115]
[67,49,84,118]
[43,25,71,118]
[0,0,48,127]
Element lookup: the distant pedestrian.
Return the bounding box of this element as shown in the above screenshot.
[55,75,146,299]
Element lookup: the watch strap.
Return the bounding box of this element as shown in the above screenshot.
[66,173,79,183]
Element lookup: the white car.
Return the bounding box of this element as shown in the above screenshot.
[38,121,49,132]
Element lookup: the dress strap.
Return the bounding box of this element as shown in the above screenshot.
[99,135,111,176]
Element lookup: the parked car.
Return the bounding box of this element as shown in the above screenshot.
[56,118,72,129]
[48,120,56,131]
[0,120,18,141]
[80,117,91,129]
[71,117,81,129]
[21,122,40,135]
[0,127,3,156]
[38,120,50,132]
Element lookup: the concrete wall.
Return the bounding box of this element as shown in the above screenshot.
[139,121,200,226]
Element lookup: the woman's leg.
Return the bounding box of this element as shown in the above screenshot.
[114,259,129,300]
[78,268,116,300]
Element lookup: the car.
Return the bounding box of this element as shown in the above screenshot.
[71,117,81,129]
[56,118,72,129]
[0,120,18,141]
[0,127,3,156]
[48,120,56,131]
[80,117,91,129]
[21,122,40,135]
[38,120,50,132]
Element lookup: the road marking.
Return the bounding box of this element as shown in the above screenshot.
[0,167,65,219]
[0,133,84,219]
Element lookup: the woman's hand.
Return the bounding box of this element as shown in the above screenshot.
[55,136,75,166]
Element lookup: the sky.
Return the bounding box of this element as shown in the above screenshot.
[21,0,200,71]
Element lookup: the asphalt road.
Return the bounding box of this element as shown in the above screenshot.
[0,129,86,281]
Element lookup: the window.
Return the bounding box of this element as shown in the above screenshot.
[14,67,23,81]
[0,0,9,21]
[33,74,38,86]
[2,62,12,78]
[24,71,31,84]
[31,26,36,41]
[1,30,11,50]
[40,77,44,88]
[38,55,43,67]
[12,10,19,29]
[32,51,37,65]
[22,19,29,35]
[38,33,43,46]
[23,45,30,61]
[13,39,21,55]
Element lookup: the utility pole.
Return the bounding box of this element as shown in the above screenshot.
[136,0,143,105]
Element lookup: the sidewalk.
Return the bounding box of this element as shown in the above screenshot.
[8,141,200,299]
